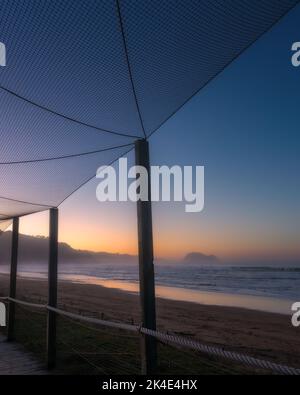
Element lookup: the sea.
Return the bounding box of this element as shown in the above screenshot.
[0,261,299,315]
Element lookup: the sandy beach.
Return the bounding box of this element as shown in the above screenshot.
[0,273,300,369]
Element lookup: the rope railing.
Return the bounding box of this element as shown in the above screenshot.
[1,296,299,375]
[140,328,300,376]
[0,296,46,309]
[47,306,139,333]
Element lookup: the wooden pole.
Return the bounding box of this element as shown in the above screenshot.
[135,139,157,374]
[47,208,58,369]
[7,217,19,341]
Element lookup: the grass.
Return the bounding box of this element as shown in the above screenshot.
[0,304,265,375]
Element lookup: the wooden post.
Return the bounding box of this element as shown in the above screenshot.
[7,217,19,341]
[135,139,157,374]
[47,208,58,369]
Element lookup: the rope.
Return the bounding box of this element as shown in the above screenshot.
[0,195,53,208]
[0,297,8,303]
[6,297,46,309]
[58,145,134,206]
[0,143,134,165]
[147,2,300,140]
[0,144,134,214]
[0,85,140,139]
[116,0,147,139]
[2,296,300,375]
[0,144,133,218]
[140,328,300,376]
[61,313,138,339]
[47,306,139,333]
[0,1,299,220]
[0,207,50,221]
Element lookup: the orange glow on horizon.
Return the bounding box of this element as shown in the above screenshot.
[15,209,300,263]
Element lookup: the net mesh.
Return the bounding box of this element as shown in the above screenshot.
[119,0,299,134]
[0,0,298,218]
[0,218,12,232]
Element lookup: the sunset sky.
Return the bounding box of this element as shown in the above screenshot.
[13,5,300,263]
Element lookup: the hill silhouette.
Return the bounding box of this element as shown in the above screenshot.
[0,231,136,265]
[183,252,219,264]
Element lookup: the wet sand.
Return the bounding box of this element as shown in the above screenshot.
[1,274,299,369]
[57,273,294,315]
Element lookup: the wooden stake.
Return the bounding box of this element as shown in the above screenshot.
[7,217,19,341]
[135,139,157,374]
[47,208,58,369]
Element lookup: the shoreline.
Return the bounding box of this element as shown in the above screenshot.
[61,274,294,316]
[0,271,294,315]
[1,273,300,369]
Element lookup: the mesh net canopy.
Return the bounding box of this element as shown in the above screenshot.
[0,0,298,219]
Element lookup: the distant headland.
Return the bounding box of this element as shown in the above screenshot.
[0,231,136,265]
[183,252,219,264]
